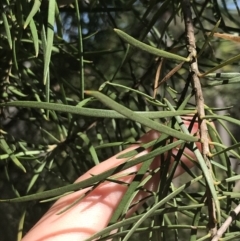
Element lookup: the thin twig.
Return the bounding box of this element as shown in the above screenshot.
[212,204,240,241]
[158,61,184,86]
[153,58,163,98]
[181,0,217,236]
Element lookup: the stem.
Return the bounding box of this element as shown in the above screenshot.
[181,0,217,236]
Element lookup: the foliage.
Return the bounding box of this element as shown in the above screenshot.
[1,0,240,240]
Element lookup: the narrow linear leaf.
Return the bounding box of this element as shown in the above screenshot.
[2,12,12,49]
[225,175,240,183]
[12,39,19,72]
[117,134,168,159]
[43,0,55,85]
[85,204,205,241]
[110,157,154,223]
[114,29,190,62]
[0,138,26,173]
[203,74,240,87]
[200,53,240,77]
[8,86,27,97]
[198,19,221,58]
[0,101,195,119]
[26,161,47,194]
[203,115,240,126]
[41,24,47,55]
[123,175,203,241]
[106,81,164,104]
[0,140,184,202]
[78,133,99,165]
[85,91,198,142]
[29,19,39,56]
[24,0,41,29]
[165,99,221,223]
[74,0,84,99]
[45,64,50,118]
[54,3,63,38]
[1,150,44,160]
[17,211,26,241]
[210,142,240,159]
[110,44,130,82]
[205,73,240,79]
[203,79,240,87]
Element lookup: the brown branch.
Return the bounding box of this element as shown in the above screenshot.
[181,0,217,236]
[158,61,184,86]
[153,58,163,98]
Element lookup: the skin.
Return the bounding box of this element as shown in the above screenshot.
[22,119,205,241]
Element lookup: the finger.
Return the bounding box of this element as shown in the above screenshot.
[22,118,209,241]
[22,130,160,241]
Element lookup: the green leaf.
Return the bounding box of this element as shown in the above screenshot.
[109,156,155,223]
[0,138,26,173]
[24,0,41,29]
[203,115,240,126]
[0,101,196,119]
[225,175,240,183]
[205,73,240,79]
[43,0,55,85]
[0,140,184,202]
[114,29,190,62]
[197,18,221,58]
[164,99,221,223]
[8,86,27,97]
[2,12,12,49]
[122,175,203,241]
[74,0,84,100]
[203,73,240,87]
[106,81,164,105]
[29,19,39,57]
[85,203,205,241]
[85,91,198,142]
[201,53,240,77]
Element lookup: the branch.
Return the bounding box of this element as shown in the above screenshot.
[181,0,217,236]
[212,204,240,241]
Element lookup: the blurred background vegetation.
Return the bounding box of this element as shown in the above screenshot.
[1,0,240,240]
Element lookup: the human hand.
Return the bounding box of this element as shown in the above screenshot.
[22,117,205,241]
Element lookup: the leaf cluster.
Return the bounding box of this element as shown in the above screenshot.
[1,1,240,241]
